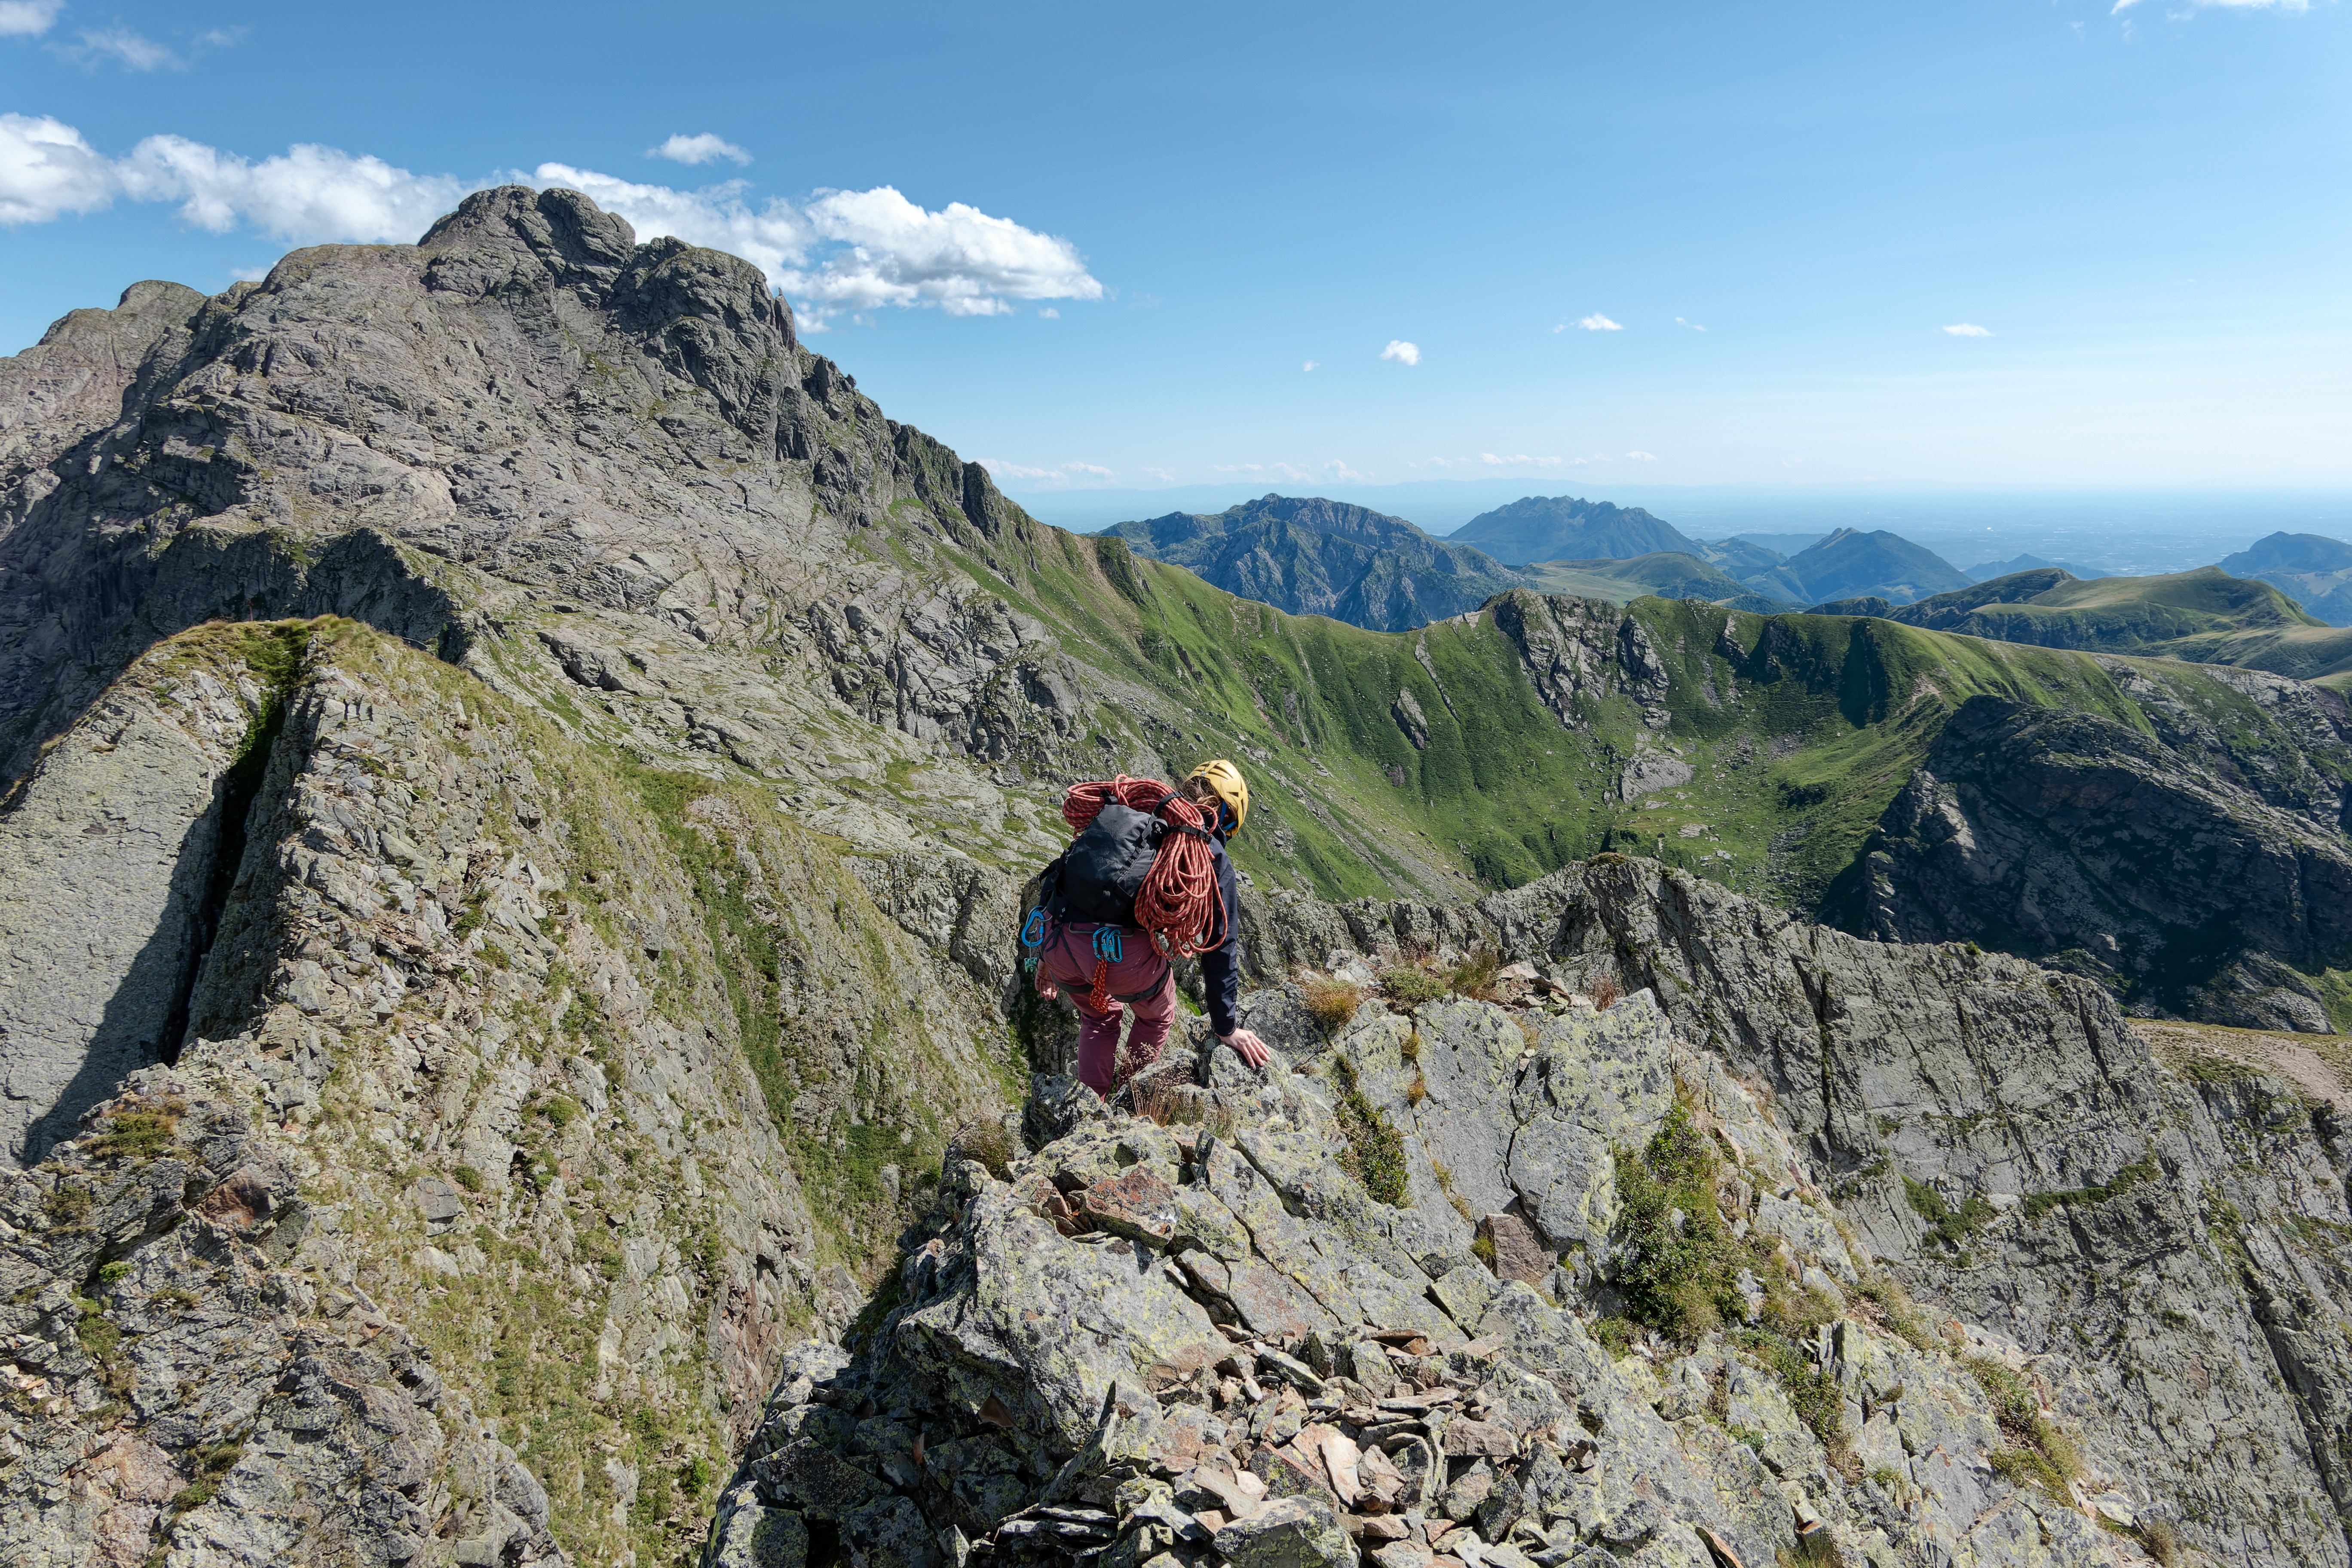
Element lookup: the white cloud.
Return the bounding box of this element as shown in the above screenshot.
[1941,322,1993,337]
[1142,466,1175,482]
[977,458,1061,483]
[530,168,1104,326]
[0,113,116,224]
[1064,461,1113,477]
[1325,459,1365,481]
[1379,340,1420,365]
[0,0,61,36]
[2114,0,2307,9]
[125,137,469,240]
[1213,463,1265,474]
[1302,359,1317,371]
[649,132,750,167]
[228,264,270,282]
[1038,306,1058,318]
[1575,314,1623,331]
[1479,453,1563,468]
[1675,316,1706,331]
[0,111,1104,330]
[71,24,178,69]
[1626,450,1659,462]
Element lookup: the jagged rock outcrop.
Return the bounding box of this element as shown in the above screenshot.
[708,977,2178,1568]
[1856,680,2352,1025]
[1226,858,2352,1566]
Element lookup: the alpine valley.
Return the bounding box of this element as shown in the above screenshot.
[5,187,2351,1568]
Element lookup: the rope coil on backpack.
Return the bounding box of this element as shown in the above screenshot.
[1060,775,1228,959]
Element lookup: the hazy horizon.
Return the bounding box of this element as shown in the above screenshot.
[1013,481,2352,578]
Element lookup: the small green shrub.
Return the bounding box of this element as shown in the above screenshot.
[1381,966,1448,1006]
[1592,1315,1636,1356]
[89,1106,184,1161]
[1969,1357,2079,1497]
[1449,948,1502,1001]
[1470,1234,1498,1269]
[98,1261,132,1285]
[1905,1175,1992,1256]
[2021,1153,2158,1222]
[1332,1058,1408,1206]
[453,1165,484,1193]
[951,1118,1016,1180]
[1613,1105,1744,1341]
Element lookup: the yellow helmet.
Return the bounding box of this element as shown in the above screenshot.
[1185,759,1250,836]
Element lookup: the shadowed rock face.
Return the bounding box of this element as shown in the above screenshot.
[1856,683,2352,1028]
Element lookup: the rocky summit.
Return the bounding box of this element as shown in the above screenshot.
[1,184,2350,1568]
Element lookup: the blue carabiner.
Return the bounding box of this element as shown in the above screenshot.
[1020,907,1048,949]
[1091,925,1123,964]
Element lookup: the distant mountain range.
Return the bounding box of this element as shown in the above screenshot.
[1102,494,1523,632]
[1964,552,2107,583]
[1448,496,1702,564]
[2220,532,2352,627]
[1099,494,2352,663]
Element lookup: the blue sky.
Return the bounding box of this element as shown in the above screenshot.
[2,0,2346,499]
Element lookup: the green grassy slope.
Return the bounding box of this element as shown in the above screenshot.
[1519,553,1797,613]
[920,500,2306,923]
[1883,567,2352,677]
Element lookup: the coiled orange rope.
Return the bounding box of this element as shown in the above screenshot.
[1061,774,1227,959]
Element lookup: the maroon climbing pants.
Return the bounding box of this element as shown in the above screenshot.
[1033,923,1175,1096]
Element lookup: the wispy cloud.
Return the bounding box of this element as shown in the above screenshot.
[977,459,1057,481]
[976,458,1117,486]
[1379,340,1420,365]
[1573,314,1623,331]
[1326,459,1365,481]
[1675,316,1706,332]
[1302,359,1317,372]
[1941,322,1993,337]
[69,24,178,69]
[0,0,61,36]
[1479,453,1563,468]
[648,133,750,166]
[1626,450,1659,462]
[1213,464,1264,474]
[1038,306,1058,318]
[1142,466,1175,482]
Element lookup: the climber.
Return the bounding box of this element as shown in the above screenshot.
[1027,761,1271,1096]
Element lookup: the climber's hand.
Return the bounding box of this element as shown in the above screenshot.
[1220,1029,1271,1070]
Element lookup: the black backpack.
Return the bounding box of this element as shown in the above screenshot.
[1042,802,1164,926]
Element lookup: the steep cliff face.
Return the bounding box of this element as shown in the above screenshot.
[2,623,1026,1567]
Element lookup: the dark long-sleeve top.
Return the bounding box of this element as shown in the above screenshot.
[1201,841,1244,1038]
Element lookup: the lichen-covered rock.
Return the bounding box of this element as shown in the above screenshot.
[714,986,2174,1568]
